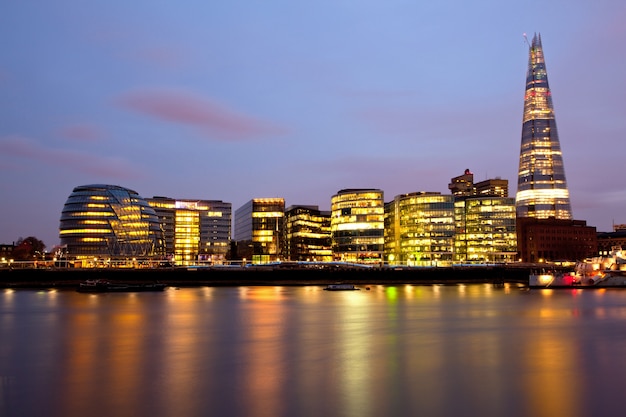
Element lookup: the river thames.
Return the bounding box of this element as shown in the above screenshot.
[2,283,626,417]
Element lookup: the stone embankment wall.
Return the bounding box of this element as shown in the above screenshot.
[0,265,546,288]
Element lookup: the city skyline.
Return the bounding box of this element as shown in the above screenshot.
[1,1,625,249]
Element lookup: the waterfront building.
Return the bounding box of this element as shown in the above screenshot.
[454,196,517,264]
[0,244,13,265]
[283,205,332,262]
[59,184,162,266]
[330,189,384,264]
[597,228,626,257]
[448,171,517,264]
[146,197,231,266]
[517,217,597,262]
[384,192,454,266]
[516,33,572,220]
[234,198,285,263]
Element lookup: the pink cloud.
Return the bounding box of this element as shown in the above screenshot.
[57,124,105,142]
[0,135,143,180]
[115,88,287,140]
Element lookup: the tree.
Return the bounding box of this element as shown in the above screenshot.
[12,236,46,261]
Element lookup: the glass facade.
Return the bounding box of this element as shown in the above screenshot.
[147,197,232,266]
[330,189,384,263]
[384,192,454,266]
[234,198,284,263]
[283,205,332,262]
[516,33,572,220]
[59,184,162,262]
[454,197,517,264]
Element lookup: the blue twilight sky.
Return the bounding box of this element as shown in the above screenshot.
[1,0,625,249]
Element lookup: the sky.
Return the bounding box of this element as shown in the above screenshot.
[1,0,625,250]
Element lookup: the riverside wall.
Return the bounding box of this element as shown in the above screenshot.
[0,264,550,289]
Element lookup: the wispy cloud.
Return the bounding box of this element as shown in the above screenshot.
[0,135,142,180]
[57,124,105,142]
[115,88,287,141]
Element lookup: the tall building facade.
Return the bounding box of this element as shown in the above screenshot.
[454,197,518,264]
[283,205,332,262]
[234,198,285,263]
[448,171,517,264]
[516,33,572,220]
[330,189,384,263]
[146,197,231,266]
[384,192,455,267]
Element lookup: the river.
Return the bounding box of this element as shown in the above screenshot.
[2,283,626,417]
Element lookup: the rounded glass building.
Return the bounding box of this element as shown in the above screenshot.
[330,188,384,264]
[59,184,163,262]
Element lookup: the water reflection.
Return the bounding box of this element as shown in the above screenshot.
[2,285,626,417]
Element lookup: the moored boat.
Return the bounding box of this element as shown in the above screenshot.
[529,246,626,288]
[323,284,360,291]
[77,279,167,293]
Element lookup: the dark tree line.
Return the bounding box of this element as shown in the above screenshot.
[11,236,46,261]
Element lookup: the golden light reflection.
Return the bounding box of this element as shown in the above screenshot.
[239,288,286,417]
[520,329,582,417]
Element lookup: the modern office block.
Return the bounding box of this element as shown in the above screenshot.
[59,184,162,264]
[475,178,508,197]
[234,198,285,263]
[147,197,231,266]
[454,197,517,264]
[384,192,455,266]
[283,205,332,262]
[330,189,384,263]
[516,33,572,220]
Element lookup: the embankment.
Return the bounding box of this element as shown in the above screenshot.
[0,264,546,289]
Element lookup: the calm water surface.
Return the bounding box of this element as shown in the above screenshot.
[2,283,626,417]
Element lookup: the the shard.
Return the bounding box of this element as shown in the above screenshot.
[515,33,572,220]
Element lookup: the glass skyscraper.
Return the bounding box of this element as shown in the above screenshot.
[516,33,572,220]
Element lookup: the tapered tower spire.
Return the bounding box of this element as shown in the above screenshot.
[516,33,572,220]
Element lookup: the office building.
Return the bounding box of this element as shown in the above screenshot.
[59,184,162,265]
[516,33,572,220]
[517,217,597,262]
[146,197,231,266]
[475,178,508,198]
[448,171,517,263]
[597,228,626,257]
[283,205,332,262]
[448,169,475,197]
[454,196,518,264]
[384,192,455,266]
[330,189,384,263]
[234,198,285,263]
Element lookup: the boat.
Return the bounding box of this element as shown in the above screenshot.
[77,279,167,293]
[529,246,626,288]
[323,284,360,291]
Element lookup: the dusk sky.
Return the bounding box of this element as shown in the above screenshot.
[1,0,625,250]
